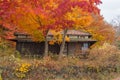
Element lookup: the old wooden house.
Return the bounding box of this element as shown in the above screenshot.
[11,30,96,56]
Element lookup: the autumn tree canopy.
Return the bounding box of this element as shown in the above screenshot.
[83,15,115,46]
[0,0,102,39]
[0,0,102,57]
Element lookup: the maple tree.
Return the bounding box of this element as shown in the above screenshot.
[56,0,102,58]
[83,15,115,46]
[0,0,102,58]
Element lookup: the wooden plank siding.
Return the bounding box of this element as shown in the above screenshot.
[10,30,96,56]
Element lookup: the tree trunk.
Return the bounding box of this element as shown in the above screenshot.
[35,15,49,57]
[59,29,67,59]
[44,30,49,57]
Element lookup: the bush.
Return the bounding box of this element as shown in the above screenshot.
[0,40,16,56]
[88,43,120,72]
[0,42,120,80]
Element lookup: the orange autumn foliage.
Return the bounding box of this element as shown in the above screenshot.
[48,30,70,45]
[85,16,115,46]
[0,0,102,41]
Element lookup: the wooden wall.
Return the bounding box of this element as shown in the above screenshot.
[16,41,92,56]
[16,41,60,55]
[16,42,45,55]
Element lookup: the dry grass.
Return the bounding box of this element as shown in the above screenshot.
[0,43,120,80]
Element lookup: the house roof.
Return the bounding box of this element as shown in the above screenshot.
[10,30,96,42]
[48,30,91,36]
[67,30,90,36]
[14,30,91,36]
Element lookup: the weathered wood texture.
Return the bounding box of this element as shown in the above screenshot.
[11,30,96,55]
[16,41,94,55]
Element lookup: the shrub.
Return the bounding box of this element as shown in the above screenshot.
[14,63,31,79]
[0,40,16,56]
[88,43,120,72]
[0,42,120,80]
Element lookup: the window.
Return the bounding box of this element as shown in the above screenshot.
[17,35,26,38]
[83,43,88,48]
[26,35,31,38]
[85,36,88,39]
[69,35,78,38]
[82,43,89,50]
[79,36,88,39]
[79,36,84,39]
[47,35,53,39]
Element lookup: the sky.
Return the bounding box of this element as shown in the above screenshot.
[99,0,120,23]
